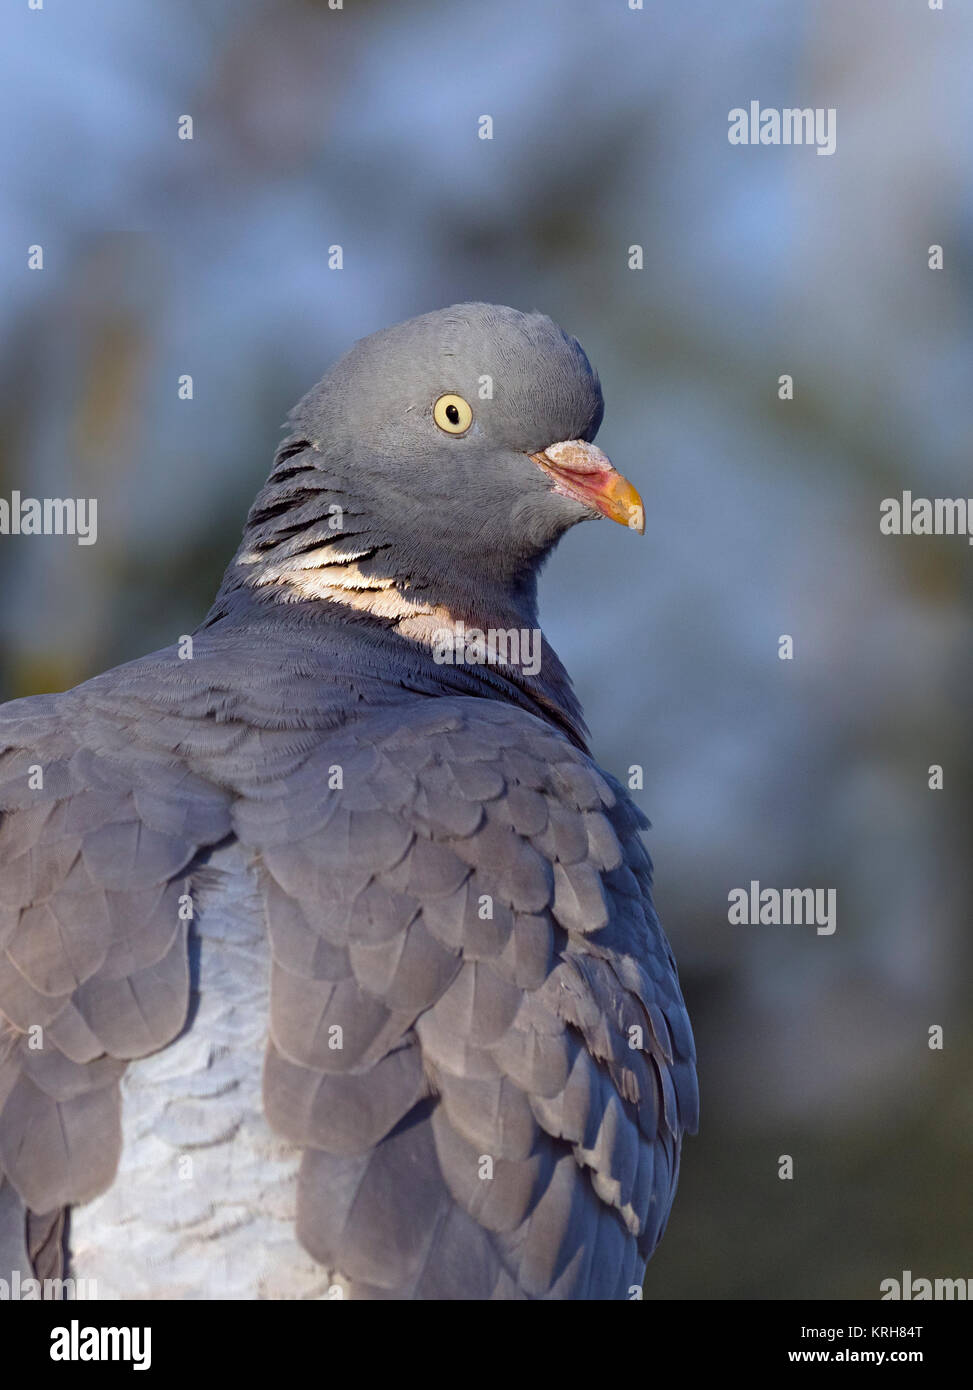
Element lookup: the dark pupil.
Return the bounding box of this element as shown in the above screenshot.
[445,403,460,424]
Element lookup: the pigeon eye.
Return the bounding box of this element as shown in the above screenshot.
[433,393,473,435]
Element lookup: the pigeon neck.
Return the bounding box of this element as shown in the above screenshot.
[203,450,589,747]
[201,579,590,752]
[212,537,541,641]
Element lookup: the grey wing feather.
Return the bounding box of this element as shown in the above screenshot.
[0,679,232,1281]
[239,695,697,1300]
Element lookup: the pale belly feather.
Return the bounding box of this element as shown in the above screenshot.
[70,841,335,1299]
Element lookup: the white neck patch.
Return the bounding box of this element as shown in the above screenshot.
[238,543,462,646]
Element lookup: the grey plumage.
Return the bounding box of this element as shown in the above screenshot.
[0,303,696,1299]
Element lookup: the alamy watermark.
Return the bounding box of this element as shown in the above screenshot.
[0,492,97,545]
[728,880,836,935]
[431,622,542,676]
[50,1319,151,1371]
[880,492,973,545]
[1,1270,97,1300]
[880,1271,971,1300]
[728,102,837,157]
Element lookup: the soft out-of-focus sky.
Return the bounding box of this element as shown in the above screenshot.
[2,0,971,1297]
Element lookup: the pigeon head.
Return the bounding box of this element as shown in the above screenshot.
[215,303,642,631]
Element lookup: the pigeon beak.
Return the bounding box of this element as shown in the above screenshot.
[528,440,645,534]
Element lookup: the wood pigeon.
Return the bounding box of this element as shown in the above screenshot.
[0,303,697,1299]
